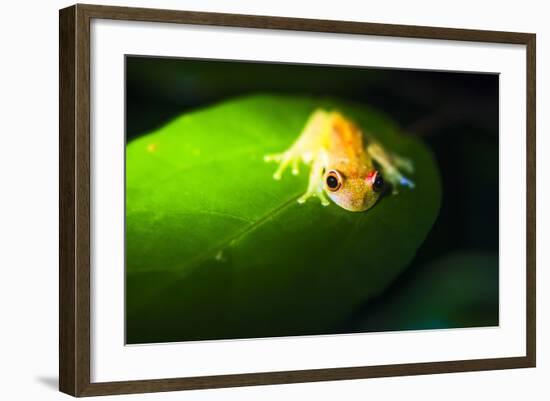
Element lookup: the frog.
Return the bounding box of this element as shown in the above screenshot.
[264,109,415,212]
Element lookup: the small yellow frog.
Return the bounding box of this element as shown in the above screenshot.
[265,109,414,212]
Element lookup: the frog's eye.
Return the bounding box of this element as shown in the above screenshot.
[372,171,384,192]
[325,170,343,192]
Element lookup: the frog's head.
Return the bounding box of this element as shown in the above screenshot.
[323,169,384,212]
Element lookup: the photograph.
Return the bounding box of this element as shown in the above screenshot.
[124,56,499,345]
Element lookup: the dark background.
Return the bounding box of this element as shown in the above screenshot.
[126,56,499,333]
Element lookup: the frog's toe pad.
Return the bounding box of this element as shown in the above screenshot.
[298,191,330,206]
[264,153,282,163]
[298,193,315,204]
[399,176,415,189]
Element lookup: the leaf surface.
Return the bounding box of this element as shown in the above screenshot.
[126,94,441,343]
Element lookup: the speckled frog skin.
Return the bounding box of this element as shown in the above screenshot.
[265,109,415,212]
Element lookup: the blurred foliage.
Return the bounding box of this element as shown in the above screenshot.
[352,251,498,332]
[125,95,441,343]
[126,57,498,142]
[126,57,381,139]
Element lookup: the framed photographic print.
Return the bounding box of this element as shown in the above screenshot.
[59,3,536,397]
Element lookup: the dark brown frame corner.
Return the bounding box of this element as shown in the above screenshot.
[59,3,536,397]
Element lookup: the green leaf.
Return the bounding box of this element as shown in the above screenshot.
[126,94,441,343]
[356,251,499,332]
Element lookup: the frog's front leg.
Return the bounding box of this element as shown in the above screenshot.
[367,142,415,193]
[297,152,330,206]
[263,150,302,180]
[265,148,329,205]
[265,109,331,205]
[264,109,328,180]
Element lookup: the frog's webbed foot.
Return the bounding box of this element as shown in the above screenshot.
[367,143,415,194]
[265,150,329,206]
[388,153,415,190]
[298,190,330,206]
[264,151,302,180]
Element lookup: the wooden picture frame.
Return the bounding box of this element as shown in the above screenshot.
[59,3,536,397]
